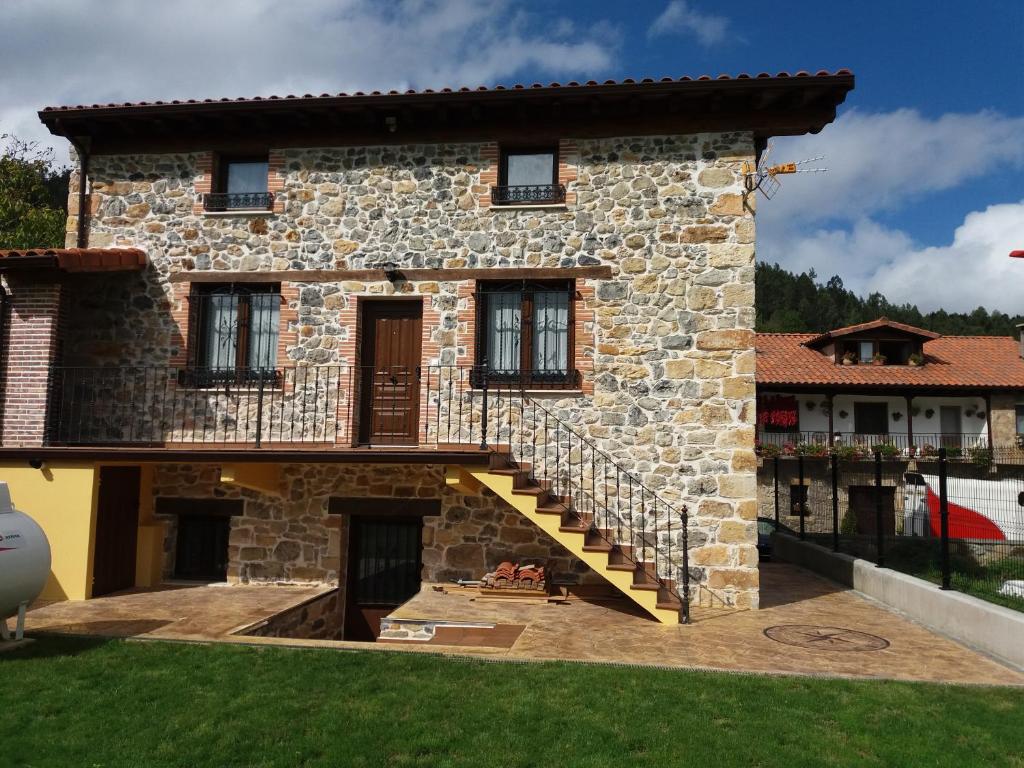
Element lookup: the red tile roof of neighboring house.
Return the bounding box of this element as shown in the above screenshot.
[804,317,940,347]
[39,70,853,113]
[0,248,147,272]
[757,333,1024,390]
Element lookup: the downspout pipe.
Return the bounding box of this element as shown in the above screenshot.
[65,136,91,248]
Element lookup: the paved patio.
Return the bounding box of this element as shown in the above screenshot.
[21,564,1023,685]
[25,583,331,640]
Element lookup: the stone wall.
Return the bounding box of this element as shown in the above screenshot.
[990,393,1021,447]
[71,132,760,607]
[152,461,597,588]
[243,589,344,641]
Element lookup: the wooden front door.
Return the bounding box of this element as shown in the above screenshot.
[174,514,231,582]
[92,466,141,597]
[359,301,422,445]
[343,516,423,641]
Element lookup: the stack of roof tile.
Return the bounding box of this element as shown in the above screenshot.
[482,562,547,591]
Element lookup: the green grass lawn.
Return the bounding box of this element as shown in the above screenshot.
[2,637,1022,768]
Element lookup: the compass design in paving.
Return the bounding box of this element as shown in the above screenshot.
[763,624,890,652]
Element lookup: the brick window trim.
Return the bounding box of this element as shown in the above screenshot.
[169,281,298,373]
[192,150,285,215]
[478,138,578,209]
[456,279,594,395]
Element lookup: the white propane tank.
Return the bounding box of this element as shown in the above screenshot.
[0,482,51,621]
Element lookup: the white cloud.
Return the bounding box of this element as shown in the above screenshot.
[761,201,1024,314]
[0,0,618,158]
[766,108,1024,225]
[647,1,731,45]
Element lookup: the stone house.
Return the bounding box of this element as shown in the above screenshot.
[0,72,853,638]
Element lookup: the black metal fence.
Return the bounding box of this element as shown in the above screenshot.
[764,448,1024,612]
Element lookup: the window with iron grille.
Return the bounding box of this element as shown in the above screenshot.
[186,284,281,385]
[492,147,565,205]
[475,280,577,388]
[204,154,272,211]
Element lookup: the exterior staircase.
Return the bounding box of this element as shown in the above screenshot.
[447,390,691,625]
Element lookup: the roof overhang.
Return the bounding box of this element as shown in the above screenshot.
[0,248,147,274]
[805,318,940,349]
[39,71,855,154]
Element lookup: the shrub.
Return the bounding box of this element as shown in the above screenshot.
[871,442,900,459]
[968,447,993,468]
[835,444,867,461]
[795,442,828,457]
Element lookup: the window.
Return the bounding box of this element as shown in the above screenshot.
[493,147,564,205]
[789,483,809,516]
[858,341,875,363]
[476,281,576,387]
[1015,405,1024,435]
[205,155,271,211]
[187,284,280,384]
[853,402,888,435]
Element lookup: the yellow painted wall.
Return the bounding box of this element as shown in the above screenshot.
[133,464,164,588]
[0,462,99,601]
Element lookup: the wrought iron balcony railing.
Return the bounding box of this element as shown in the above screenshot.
[203,192,274,212]
[490,184,566,205]
[756,430,994,459]
[42,365,578,449]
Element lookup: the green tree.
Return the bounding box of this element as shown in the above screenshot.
[756,262,1024,337]
[0,133,70,249]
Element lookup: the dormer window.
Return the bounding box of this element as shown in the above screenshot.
[492,147,565,205]
[204,155,272,212]
[803,318,939,367]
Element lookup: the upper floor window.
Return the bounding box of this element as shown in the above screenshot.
[204,155,272,212]
[187,284,280,383]
[476,280,577,388]
[492,147,565,205]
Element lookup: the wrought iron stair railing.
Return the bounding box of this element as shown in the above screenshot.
[479,381,691,622]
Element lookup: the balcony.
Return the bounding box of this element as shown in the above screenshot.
[756,430,995,460]
[203,192,274,212]
[33,365,580,457]
[490,184,566,206]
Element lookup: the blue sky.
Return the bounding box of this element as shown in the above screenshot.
[2,0,1022,311]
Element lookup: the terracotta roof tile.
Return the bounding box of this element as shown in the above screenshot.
[0,248,147,272]
[757,333,1024,390]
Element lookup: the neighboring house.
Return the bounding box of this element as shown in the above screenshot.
[0,72,852,634]
[756,318,1024,454]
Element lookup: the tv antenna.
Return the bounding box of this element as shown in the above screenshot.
[741,141,826,199]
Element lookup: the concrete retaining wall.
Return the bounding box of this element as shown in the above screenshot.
[772,532,1024,671]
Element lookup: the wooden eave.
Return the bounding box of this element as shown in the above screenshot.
[40,75,855,154]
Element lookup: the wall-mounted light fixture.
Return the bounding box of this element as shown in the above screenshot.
[368,260,402,283]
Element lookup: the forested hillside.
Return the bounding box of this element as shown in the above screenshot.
[755,262,1024,336]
